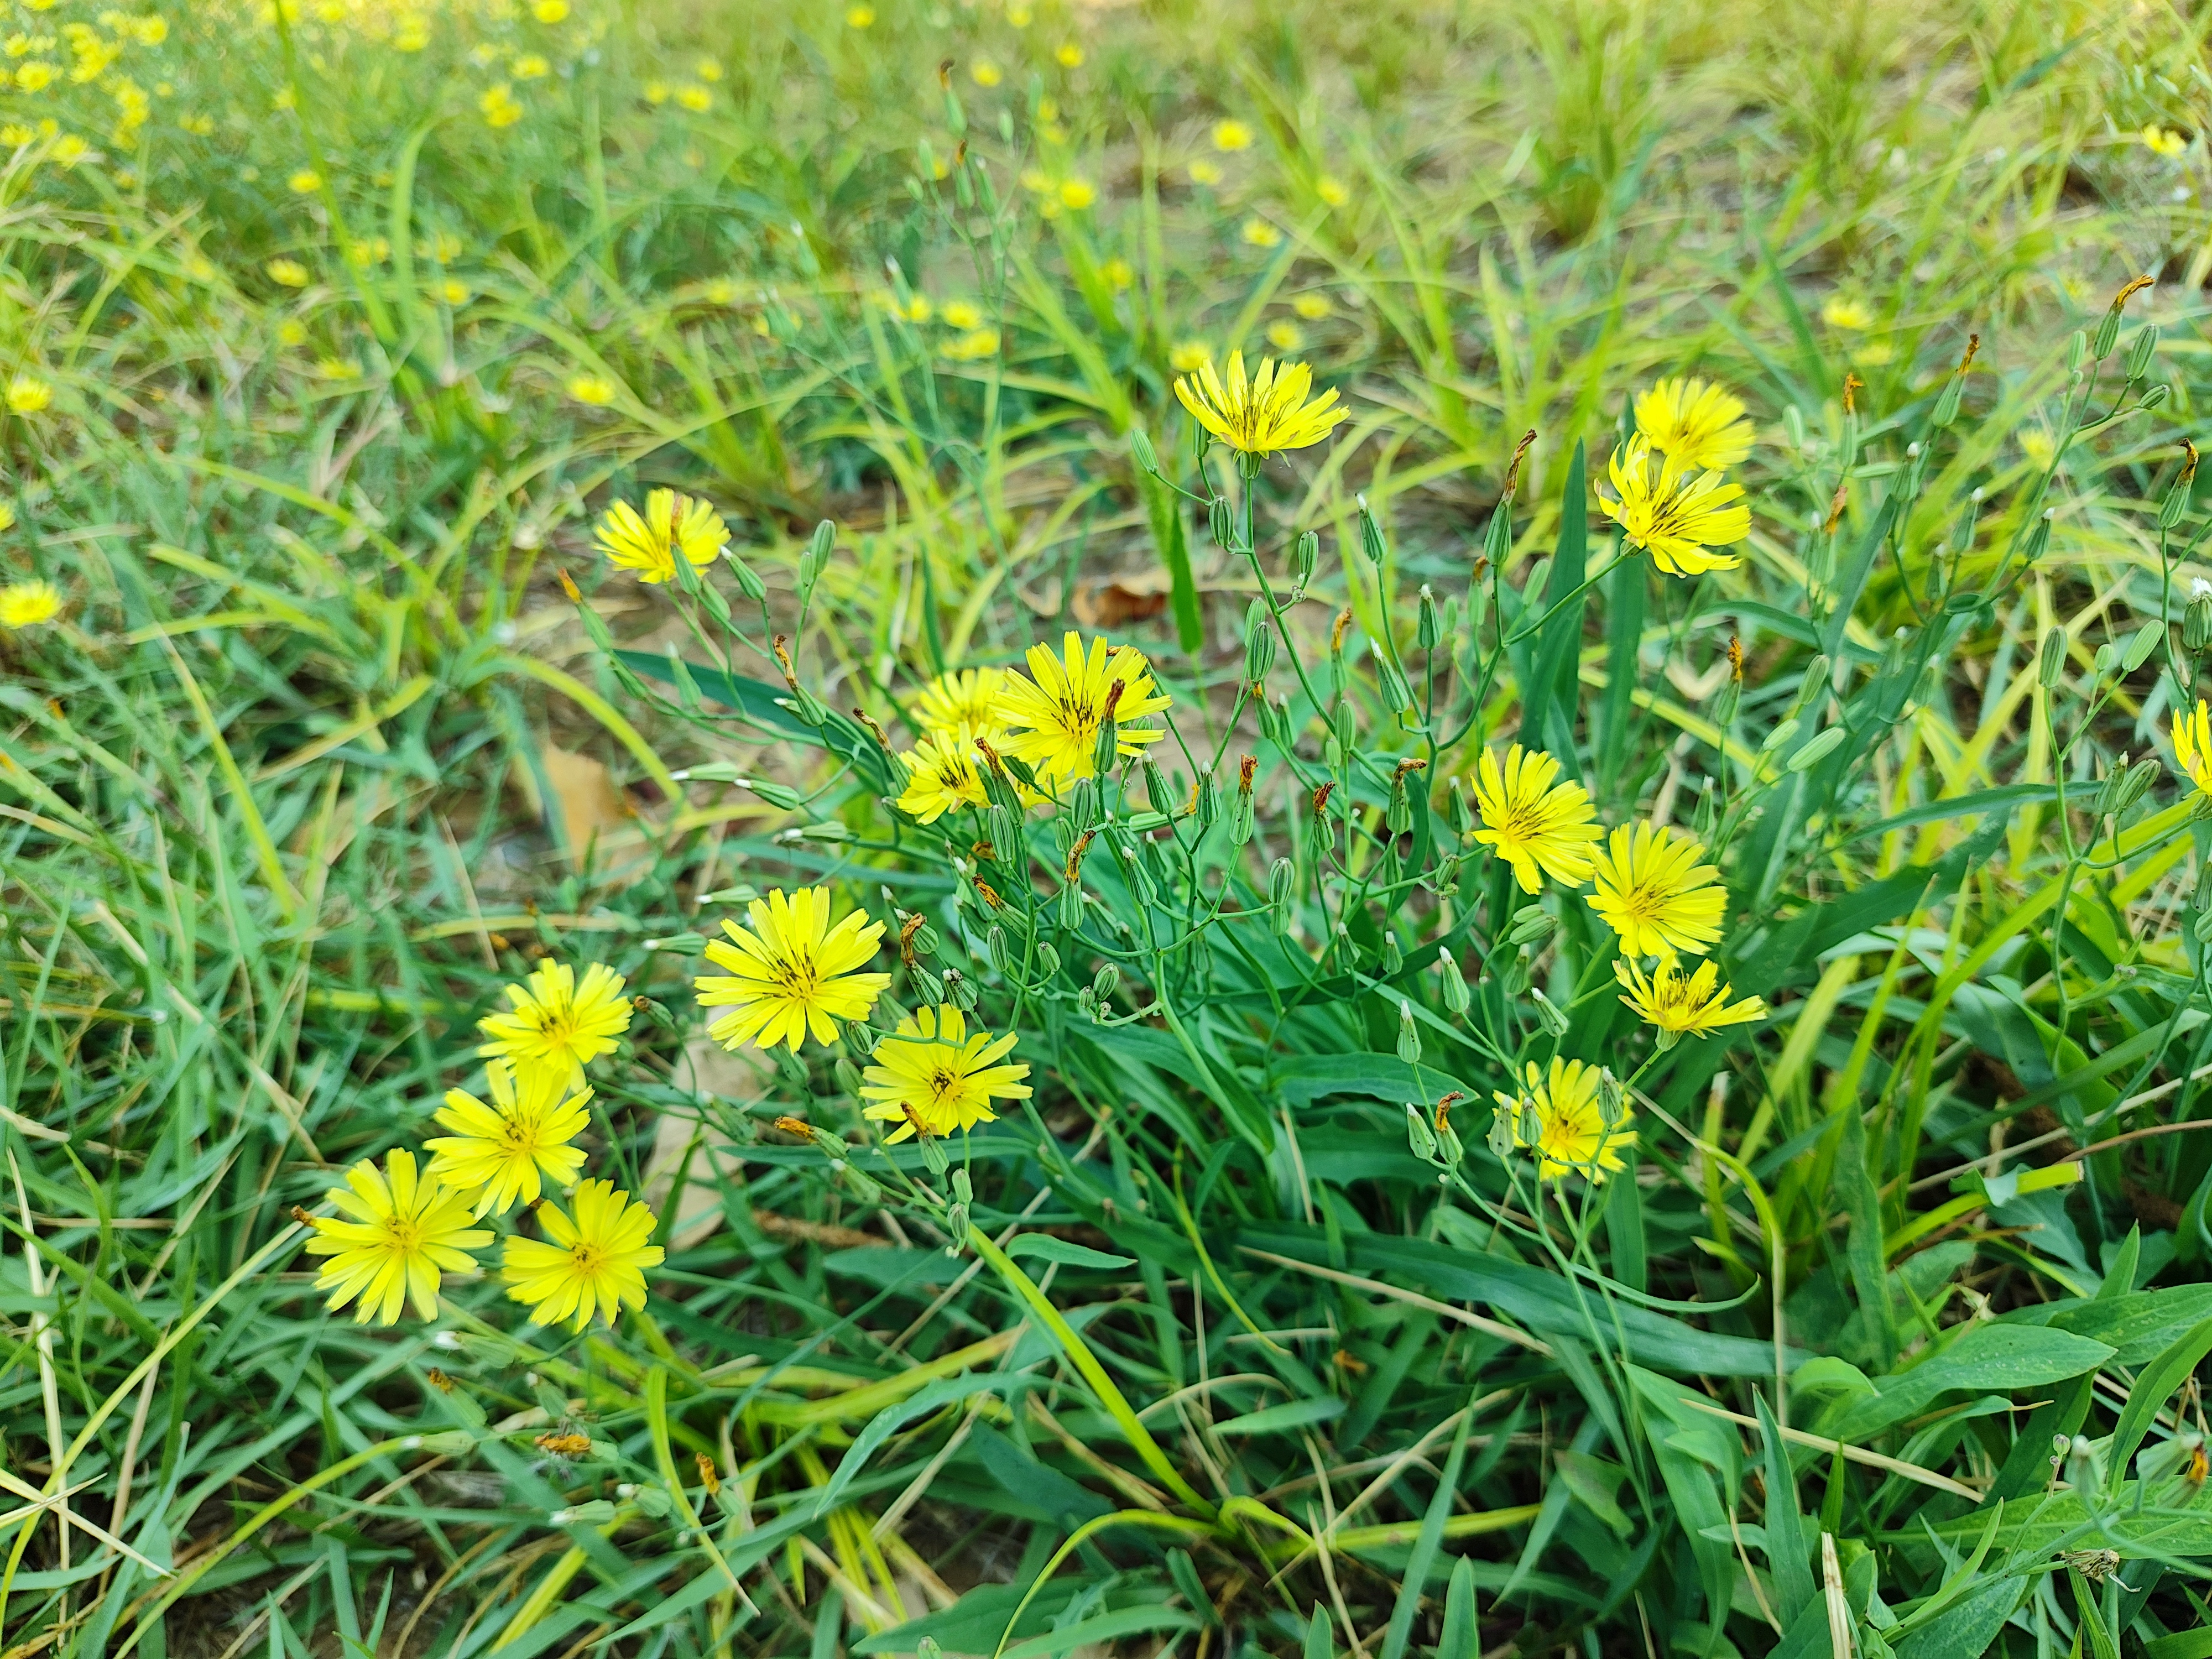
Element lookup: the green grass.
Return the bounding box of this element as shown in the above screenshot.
[8,1,2212,1656]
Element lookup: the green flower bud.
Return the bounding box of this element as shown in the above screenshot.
[2068,329,2088,372]
[986,925,1010,974]
[2038,625,2069,690]
[1333,698,1357,753]
[1405,1102,1439,1162]
[2125,622,2165,673]
[1530,987,1571,1037]
[1438,951,1471,1015]
[834,1056,863,1095]
[1291,530,1319,594]
[1260,696,1291,750]
[2185,594,2212,652]
[1382,931,1403,973]
[1244,598,1276,687]
[847,1020,879,1056]
[1267,857,1296,909]
[1396,999,1422,1064]
[2127,322,2161,383]
[1357,493,1387,566]
[1787,727,1846,773]
[1141,758,1173,816]
[1417,585,1441,650]
[1058,879,1085,928]
[1130,428,1160,475]
[1196,769,1220,831]
[914,964,945,1004]
[801,519,836,602]
[1448,776,1474,838]
[2094,304,2125,362]
[1486,1102,1517,1160]
[1208,495,1233,549]
[1794,655,1832,715]
[1069,778,1098,831]
[1229,783,1254,846]
[2144,383,2173,410]
[1091,708,1120,778]
[1092,962,1120,1003]
[1598,1068,1628,1131]
[1713,677,1741,726]
[1034,940,1061,977]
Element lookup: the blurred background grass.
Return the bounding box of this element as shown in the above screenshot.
[6,0,2212,1653]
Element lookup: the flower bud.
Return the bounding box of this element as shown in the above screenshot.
[2144,383,2173,410]
[1396,999,1422,1064]
[2020,512,2054,566]
[1333,699,1357,754]
[1141,757,1173,816]
[801,519,836,603]
[1244,598,1276,687]
[2164,469,2196,530]
[914,964,945,1004]
[1229,784,1254,846]
[1382,931,1404,973]
[1091,708,1120,778]
[1376,654,1415,718]
[1486,1102,1517,1160]
[2038,627,2069,690]
[847,1020,879,1056]
[1034,940,1061,977]
[2068,330,2088,372]
[1130,428,1160,475]
[1356,494,1387,566]
[1598,1068,1628,1130]
[1404,1101,1438,1162]
[1196,769,1220,830]
[834,1056,863,1095]
[2127,321,2161,384]
[1058,879,1085,928]
[1787,727,1846,773]
[1530,987,1571,1037]
[1793,655,1831,716]
[2125,622,2165,673]
[1069,778,1098,832]
[986,925,1011,974]
[1292,530,1319,594]
[1712,677,1741,726]
[2186,594,2212,653]
[1761,716,1801,756]
[1259,696,1291,750]
[1417,585,1441,650]
[1438,952,1471,1015]
[1208,495,1233,549]
[1267,857,1296,909]
[1092,963,1120,1003]
[1448,776,1474,839]
[1692,776,1718,842]
[1504,905,1556,948]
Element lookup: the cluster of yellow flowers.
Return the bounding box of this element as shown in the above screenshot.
[305,961,666,1331]
[696,886,1032,1143]
[1599,378,1756,577]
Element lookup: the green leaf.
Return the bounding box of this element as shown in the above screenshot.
[1004,1605,1202,1659]
[1005,1235,1136,1272]
[2106,1315,2212,1497]
[1378,1391,1476,1659]
[1437,1558,1477,1659]
[2001,1284,2212,1366]
[1135,457,1202,655]
[1527,441,1589,769]
[1756,1393,1814,1627]
[1833,1324,2117,1441]
[1212,1397,1345,1437]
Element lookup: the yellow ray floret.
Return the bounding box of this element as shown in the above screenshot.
[593,489,728,584]
[911,667,1009,740]
[696,886,891,1052]
[994,630,1172,787]
[1492,1058,1634,1182]
[860,1003,1032,1142]
[1600,435,1751,577]
[0,581,61,629]
[425,1058,593,1217]
[1469,744,1603,894]
[304,1150,492,1326]
[501,1178,665,1332]
[477,961,633,1088]
[2174,700,2212,797]
[1585,822,1727,961]
[1614,956,1767,1042]
[1173,350,1347,455]
[1633,377,1754,472]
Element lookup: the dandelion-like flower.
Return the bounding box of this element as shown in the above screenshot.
[2174,700,2212,797]
[1174,351,1347,457]
[267,257,310,288]
[303,1150,492,1326]
[425,1059,592,1216]
[1600,434,1751,578]
[0,581,60,629]
[5,375,51,415]
[2144,126,2188,160]
[1585,822,1726,961]
[1614,957,1766,1045]
[696,886,890,1052]
[860,1004,1032,1142]
[592,490,728,585]
[1633,377,1754,472]
[911,666,1008,739]
[567,374,618,406]
[995,630,1172,786]
[1820,298,1872,331]
[477,961,633,1087]
[896,725,990,823]
[1469,744,1602,894]
[1493,1059,1634,1182]
[501,1179,665,1332]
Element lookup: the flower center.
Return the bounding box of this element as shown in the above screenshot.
[927,1067,963,1104]
[384,1215,425,1254]
[770,953,821,1001]
[569,1241,606,1276]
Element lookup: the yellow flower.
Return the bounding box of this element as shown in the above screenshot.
[592,489,728,584]
[1056,42,1083,66]
[2173,700,2212,796]
[0,502,13,531]
[1469,744,1601,894]
[1175,349,1348,456]
[971,61,1001,87]
[266,257,309,288]
[1240,217,1282,248]
[1265,320,1303,352]
[277,319,307,346]
[1493,1059,1634,1182]
[303,1150,493,1326]
[846,2,875,23]
[1633,377,1753,471]
[501,1179,664,1332]
[441,279,469,305]
[861,1004,1031,1142]
[5,375,51,415]
[1168,341,1210,374]
[1057,179,1095,210]
[14,60,53,91]
[1102,258,1134,290]
[995,630,1173,786]
[1821,297,1872,331]
[941,327,1000,361]
[1212,118,1252,152]
[425,1060,592,1217]
[314,356,362,381]
[480,84,523,128]
[1188,159,1223,186]
[1317,175,1349,206]
[477,960,633,1087]
[567,373,617,405]
[1585,822,1726,961]
[0,581,60,629]
[394,15,429,49]
[1614,957,1766,1044]
[696,59,723,81]
[512,53,550,79]
[675,84,712,111]
[0,124,32,146]
[1292,293,1331,320]
[940,300,983,331]
[912,665,1008,738]
[644,80,670,105]
[697,887,891,1053]
[288,168,321,193]
[2021,429,2057,470]
[884,290,932,322]
[2144,126,2188,160]
[532,0,569,20]
[896,727,991,822]
[1600,434,1750,577]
